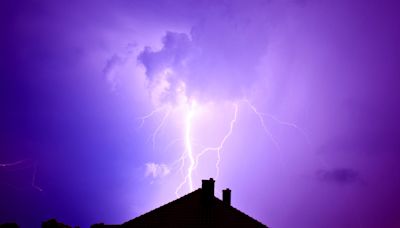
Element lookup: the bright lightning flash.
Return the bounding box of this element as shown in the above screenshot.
[193,104,238,179]
[138,93,308,198]
[175,101,197,195]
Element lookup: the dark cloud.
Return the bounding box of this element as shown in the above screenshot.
[138,32,194,81]
[316,168,362,185]
[137,32,197,104]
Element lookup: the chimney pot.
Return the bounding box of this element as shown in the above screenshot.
[223,188,231,206]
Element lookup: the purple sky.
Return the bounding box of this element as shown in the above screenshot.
[1,0,400,227]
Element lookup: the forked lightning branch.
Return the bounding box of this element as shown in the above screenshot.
[138,93,307,198]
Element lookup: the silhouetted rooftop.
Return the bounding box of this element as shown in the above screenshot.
[120,178,268,228]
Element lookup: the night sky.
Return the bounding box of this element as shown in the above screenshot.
[1,0,400,227]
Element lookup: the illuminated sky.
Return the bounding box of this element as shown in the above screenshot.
[1,0,400,227]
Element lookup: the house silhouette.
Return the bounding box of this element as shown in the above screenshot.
[92,178,268,228]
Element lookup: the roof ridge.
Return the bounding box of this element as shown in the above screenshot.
[228,204,267,227]
[123,188,202,224]
[211,196,267,227]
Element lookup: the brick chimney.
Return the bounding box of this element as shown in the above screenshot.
[223,188,231,206]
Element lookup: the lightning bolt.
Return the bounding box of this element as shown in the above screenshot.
[176,103,239,197]
[193,104,238,179]
[137,106,172,150]
[243,100,280,150]
[174,100,301,196]
[184,104,195,192]
[1,159,43,192]
[150,108,171,150]
[215,103,238,179]
[137,106,166,129]
[176,151,187,177]
[175,102,196,196]
[32,162,43,192]
[0,160,27,167]
[243,99,309,145]
[139,98,308,199]
[262,113,310,144]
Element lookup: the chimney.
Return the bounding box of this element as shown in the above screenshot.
[223,188,231,206]
[202,178,215,202]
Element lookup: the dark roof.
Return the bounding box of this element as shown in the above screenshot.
[122,188,268,228]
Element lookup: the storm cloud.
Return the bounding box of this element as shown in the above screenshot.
[137,1,272,104]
